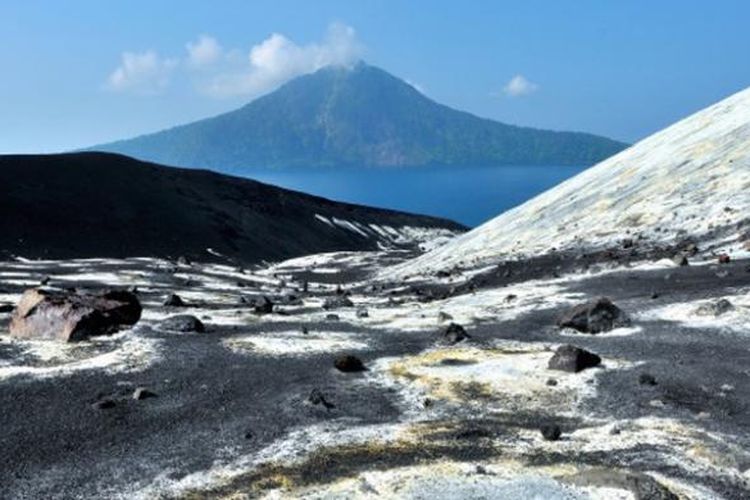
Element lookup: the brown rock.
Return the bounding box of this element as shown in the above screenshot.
[557,297,630,334]
[9,288,141,342]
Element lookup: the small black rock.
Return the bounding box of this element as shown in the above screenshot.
[253,296,274,315]
[308,389,335,409]
[326,313,340,321]
[441,323,470,345]
[334,355,366,373]
[438,311,454,322]
[160,315,205,333]
[540,424,562,441]
[638,373,658,386]
[280,293,302,306]
[163,293,186,307]
[92,399,116,410]
[356,307,369,318]
[548,344,602,373]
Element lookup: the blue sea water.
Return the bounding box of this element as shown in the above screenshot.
[245,165,587,227]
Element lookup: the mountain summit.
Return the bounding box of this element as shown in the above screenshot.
[92,63,626,170]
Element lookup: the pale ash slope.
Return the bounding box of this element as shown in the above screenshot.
[394,87,750,276]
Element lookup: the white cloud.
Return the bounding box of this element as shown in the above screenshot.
[105,23,364,99]
[106,50,177,95]
[503,74,539,97]
[186,35,222,68]
[204,22,364,98]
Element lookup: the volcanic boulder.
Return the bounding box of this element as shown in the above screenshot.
[253,296,274,315]
[160,315,205,333]
[163,293,186,307]
[438,311,454,322]
[557,297,630,333]
[334,355,366,373]
[540,424,562,441]
[548,344,602,373]
[9,288,141,342]
[695,298,734,317]
[638,373,658,386]
[307,389,336,409]
[92,399,117,410]
[441,323,470,345]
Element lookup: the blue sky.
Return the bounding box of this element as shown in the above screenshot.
[1,0,749,153]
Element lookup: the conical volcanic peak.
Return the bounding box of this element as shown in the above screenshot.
[91,62,626,171]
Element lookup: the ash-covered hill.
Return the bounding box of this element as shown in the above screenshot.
[0,152,464,262]
[90,63,626,171]
[394,86,750,277]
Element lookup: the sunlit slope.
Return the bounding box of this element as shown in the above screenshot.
[395,86,750,275]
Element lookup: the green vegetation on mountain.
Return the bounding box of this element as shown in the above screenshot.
[93,62,627,170]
